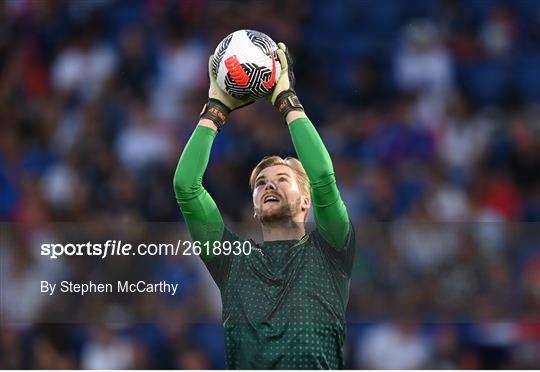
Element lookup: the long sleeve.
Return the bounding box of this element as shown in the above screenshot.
[173,125,224,261]
[289,117,350,250]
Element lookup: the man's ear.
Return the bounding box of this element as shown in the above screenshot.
[301,196,311,211]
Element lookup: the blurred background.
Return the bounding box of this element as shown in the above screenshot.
[1,0,540,368]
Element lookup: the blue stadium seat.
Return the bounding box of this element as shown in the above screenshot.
[514,54,540,101]
[462,0,501,23]
[514,0,540,30]
[363,0,403,37]
[339,34,379,60]
[401,0,438,19]
[458,60,511,105]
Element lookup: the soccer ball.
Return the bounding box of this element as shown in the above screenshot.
[211,29,282,100]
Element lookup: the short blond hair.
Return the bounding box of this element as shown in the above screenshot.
[249,156,310,196]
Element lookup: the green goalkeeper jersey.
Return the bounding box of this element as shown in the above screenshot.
[173,117,355,369]
[206,225,355,369]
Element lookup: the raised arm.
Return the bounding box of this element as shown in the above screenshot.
[288,113,350,250]
[173,56,254,261]
[270,44,350,250]
[173,120,224,261]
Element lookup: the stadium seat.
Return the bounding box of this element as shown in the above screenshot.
[458,60,511,105]
[514,54,540,101]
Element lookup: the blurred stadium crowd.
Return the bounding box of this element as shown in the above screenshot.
[1,0,540,369]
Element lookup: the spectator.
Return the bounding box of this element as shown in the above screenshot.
[81,325,135,369]
[357,323,430,369]
[395,20,454,128]
[51,21,116,101]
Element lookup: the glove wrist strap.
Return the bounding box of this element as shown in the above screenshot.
[274,90,304,122]
[200,99,230,131]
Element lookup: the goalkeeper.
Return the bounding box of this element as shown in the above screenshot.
[173,43,355,369]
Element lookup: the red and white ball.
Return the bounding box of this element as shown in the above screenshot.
[211,29,281,99]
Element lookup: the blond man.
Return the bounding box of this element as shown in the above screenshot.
[173,43,354,369]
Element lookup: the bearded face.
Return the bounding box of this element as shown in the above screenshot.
[254,193,303,223]
[252,165,310,224]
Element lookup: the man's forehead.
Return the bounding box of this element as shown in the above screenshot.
[257,165,293,179]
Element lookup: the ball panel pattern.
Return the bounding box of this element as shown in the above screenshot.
[212,33,232,78]
[224,63,274,98]
[245,29,276,55]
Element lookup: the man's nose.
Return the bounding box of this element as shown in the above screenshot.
[264,181,276,190]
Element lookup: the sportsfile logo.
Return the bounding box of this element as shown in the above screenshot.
[40,240,254,259]
[41,240,132,259]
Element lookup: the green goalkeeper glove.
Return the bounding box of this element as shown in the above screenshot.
[269,43,304,121]
[200,55,254,131]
